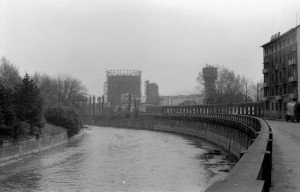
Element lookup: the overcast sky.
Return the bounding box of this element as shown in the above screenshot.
[1,0,300,96]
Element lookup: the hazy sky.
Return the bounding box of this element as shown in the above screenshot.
[1,0,300,96]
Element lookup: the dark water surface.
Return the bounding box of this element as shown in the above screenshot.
[0,126,235,192]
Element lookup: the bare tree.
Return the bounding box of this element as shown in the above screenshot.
[196,65,261,104]
[195,70,205,94]
[32,73,88,111]
[215,66,242,104]
[0,57,22,89]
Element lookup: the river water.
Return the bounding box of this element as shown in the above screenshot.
[0,126,235,192]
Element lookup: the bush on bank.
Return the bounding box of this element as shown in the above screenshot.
[44,104,83,137]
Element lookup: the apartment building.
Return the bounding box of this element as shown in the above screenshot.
[261,25,300,118]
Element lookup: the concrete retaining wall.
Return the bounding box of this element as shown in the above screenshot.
[100,117,251,158]
[100,114,272,192]
[152,119,250,158]
[0,125,68,163]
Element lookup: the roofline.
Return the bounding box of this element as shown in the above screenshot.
[261,25,300,48]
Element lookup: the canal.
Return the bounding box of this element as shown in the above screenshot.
[0,126,235,192]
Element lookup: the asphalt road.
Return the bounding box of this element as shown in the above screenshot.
[267,120,300,192]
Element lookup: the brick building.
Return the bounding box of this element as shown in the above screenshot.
[261,25,300,118]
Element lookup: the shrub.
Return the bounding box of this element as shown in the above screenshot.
[44,104,83,137]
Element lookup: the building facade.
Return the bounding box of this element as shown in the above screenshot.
[160,94,204,106]
[145,80,160,105]
[104,70,141,110]
[261,25,300,118]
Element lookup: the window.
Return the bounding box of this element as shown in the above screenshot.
[280,56,282,64]
[280,87,282,95]
[292,52,296,60]
[279,101,282,111]
[271,60,274,68]
[292,35,296,42]
[280,72,282,81]
[265,48,268,55]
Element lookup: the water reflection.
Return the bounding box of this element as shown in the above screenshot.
[0,126,235,192]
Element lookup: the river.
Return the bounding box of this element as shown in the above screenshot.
[0,126,236,192]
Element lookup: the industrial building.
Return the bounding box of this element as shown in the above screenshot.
[145,80,160,105]
[261,25,300,118]
[104,70,141,111]
[202,65,218,104]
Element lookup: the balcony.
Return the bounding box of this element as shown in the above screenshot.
[275,95,282,100]
[262,97,269,101]
[262,68,269,74]
[288,59,297,66]
[288,76,297,82]
[290,93,298,99]
[282,64,287,69]
[281,78,287,84]
[263,83,269,87]
[264,58,269,64]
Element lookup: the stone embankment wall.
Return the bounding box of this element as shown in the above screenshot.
[100,114,272,192]
[0,124,68,163]
[100,117,251,158]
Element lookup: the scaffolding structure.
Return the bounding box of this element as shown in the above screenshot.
[104,70,142,109]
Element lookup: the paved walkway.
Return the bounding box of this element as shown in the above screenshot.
[267,120,300,192]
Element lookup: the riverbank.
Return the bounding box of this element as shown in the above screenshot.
[0,123,69,163]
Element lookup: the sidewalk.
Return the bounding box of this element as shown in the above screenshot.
[266,120,300,192]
